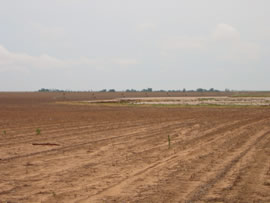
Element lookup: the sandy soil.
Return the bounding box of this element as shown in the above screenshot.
[0,93,270,202]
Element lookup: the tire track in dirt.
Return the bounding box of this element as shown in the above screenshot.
[75,118,268,202]
[90,118,270,203]
[185,129,270,203]
[127,134,261,202]
[134,118,266,163]
[79,154,183,202]
[202,132,270,202]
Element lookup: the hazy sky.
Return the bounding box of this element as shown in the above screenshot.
[0,0,269,91]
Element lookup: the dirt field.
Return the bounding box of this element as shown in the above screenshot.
[1,92,270,202]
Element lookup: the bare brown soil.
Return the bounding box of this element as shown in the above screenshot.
[0,92,270,202]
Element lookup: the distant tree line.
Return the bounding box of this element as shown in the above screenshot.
[38,88,66,92]
[38,88,229,93]
[98,88,223,92]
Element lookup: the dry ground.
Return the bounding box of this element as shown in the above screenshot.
[0,92,270,202]
[86,96,270,106]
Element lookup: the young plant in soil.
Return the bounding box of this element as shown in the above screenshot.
[36,128,41,135]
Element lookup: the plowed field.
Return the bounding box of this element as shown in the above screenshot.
[0,93,270,202]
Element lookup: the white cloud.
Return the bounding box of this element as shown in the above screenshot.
[159,23,260,63]
[210,24,260,62]
[212,23,240,41]
[0,45,72,71]
[0,45,139,72]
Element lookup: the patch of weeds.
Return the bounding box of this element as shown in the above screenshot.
[3,130,6,135]
[36,128,41,135]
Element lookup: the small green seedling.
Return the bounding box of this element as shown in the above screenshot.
[36,128,41,135]
[3,130,6,135]
[168,135,171,149]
